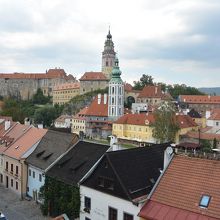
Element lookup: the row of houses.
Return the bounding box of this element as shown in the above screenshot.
[1,116,220,220]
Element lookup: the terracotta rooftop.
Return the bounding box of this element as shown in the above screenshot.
[124,83,133,91]
[183,131,220,140]
[138,85,163,98]
[208,109,220,120]
[73,107,89,119]
[0,123,30,153]
[4,127,47,159]
[139,155,220,220]
[55,115,72,123]
[114,113,155,126]
[53,82,80,91]
[176,114,198,128]
[79,72,108,81]
[85,95,108,117]
[0,68,72,79]
[179,95,220,104]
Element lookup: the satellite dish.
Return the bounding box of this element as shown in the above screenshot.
[166,146,173,155]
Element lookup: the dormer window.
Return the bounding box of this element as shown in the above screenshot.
[199,195,211,208]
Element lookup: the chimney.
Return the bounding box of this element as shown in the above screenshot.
[164,146,173,169]
[38,124,43,129]
[98,94,101,104]
[24,118,31,126]
[206,110,211,119]
[104,93,107,104]
[5,120,11,131]
[155,86,158,94]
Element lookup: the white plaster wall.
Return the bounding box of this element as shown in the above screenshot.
[80,186,142,220]
[27,165,45,198]
[207,119,214,127]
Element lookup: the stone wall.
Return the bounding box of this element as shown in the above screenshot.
[0,77,73,100]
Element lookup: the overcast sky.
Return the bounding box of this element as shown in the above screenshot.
[0,0,219,87]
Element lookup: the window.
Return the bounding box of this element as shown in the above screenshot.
[199,195,211,208]
[16,166,18,175]
[85,218,91,220]
[39,174,42,182]
[216,122,219,126]
[84,196,91,213]
[6,161,8,170]
[11,164,13,173]
[123,213,133,220]
[16,181,18,190]
[11,179,13,187]
[29,169,31,176]
[33,171,35,178]
[109,207,117,220]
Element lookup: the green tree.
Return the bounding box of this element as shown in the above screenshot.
[133,74,154,90]
[34,106,58,127]
[201,139,212,153]
[152,101,179,143]
[168,84,205,99]
[40,176,80,219]
[32,88,51,104]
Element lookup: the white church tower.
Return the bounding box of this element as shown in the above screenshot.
[108,56,124,120]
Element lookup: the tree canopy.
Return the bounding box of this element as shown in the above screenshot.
[40,176,80,219]
[133,74,205,99]
[152,101,179,143]
[133,74,154,90]
[32,88,51,104]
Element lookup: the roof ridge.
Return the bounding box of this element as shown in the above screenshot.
[106,154,133,202]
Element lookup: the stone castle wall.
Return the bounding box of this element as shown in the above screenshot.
[0,77,73,100]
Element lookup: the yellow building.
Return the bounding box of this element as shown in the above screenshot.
[72,107,88,135]
[112,113,156,143]
[112,113,198,145]
[53,82,80,105]
[175,114,199,143]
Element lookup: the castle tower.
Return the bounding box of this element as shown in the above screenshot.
[102,29,116,79]
[108,56,124,120]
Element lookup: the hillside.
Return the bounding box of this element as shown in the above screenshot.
[63,88,108,115]
[198,87,220,95]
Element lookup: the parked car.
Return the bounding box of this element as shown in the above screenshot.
[0,212,7,220]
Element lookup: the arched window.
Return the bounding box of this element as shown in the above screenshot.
[106,61,109,66]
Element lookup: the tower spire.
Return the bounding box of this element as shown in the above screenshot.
[102,28,116,79]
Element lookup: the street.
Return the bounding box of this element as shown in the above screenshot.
[0,185,50,220]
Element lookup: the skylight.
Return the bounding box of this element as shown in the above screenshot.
[199,195,211,208]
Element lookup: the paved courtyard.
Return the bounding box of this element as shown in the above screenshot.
[0,185,50,220]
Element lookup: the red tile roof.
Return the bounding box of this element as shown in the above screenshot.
[179,95,220,104]
[79,72,108,81]
[114,113,155,126]
[85,95,108,117]
[0,69,69,79]
[176,115,198,128]
[139,155,220,219]
[139,200,218,220]
[208,109,220,120]
[184,131,220,140]
[138,85,163,98]
[73,107,89,119]
[55,115,72,123]
[124,83,133,91]
[4,126,47,159]
[53,82,80,91]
